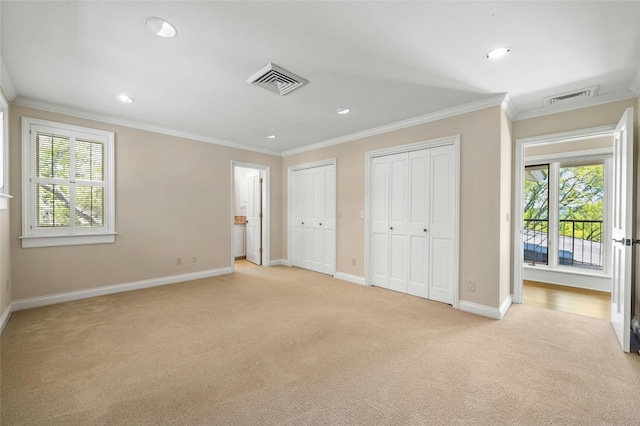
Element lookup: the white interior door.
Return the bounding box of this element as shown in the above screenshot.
[291,170,303,268]
[289,162,336,275]
[371,156,390,288]
[611,107,634,353]
[388,153,410,293]
[428,145,456,304]
[408,149,430,298]
[246,170,262,265]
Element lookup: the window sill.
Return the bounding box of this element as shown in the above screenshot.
[20,233,117,248]
[524,263,610,279]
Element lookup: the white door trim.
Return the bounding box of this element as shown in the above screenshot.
[364,136,460,309]
[513,125,616,304]
[230,161,270,271]
[287,158,337,270]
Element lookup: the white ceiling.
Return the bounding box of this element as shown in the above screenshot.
[2,1,639,155]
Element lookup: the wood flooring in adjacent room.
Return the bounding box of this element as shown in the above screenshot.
[523,279,610,320]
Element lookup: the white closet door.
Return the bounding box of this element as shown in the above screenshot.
[407,149,430,298]
[320,166,336,275]
[388,153,410,293]
[429,145,455,304]
[291,170,303,268]
[290,163,336,275]
[371,156,390,288]
[301,169,314,270]
[246,170,262,265]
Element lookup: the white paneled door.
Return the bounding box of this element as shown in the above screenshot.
[246,170,262,265]
[370,145,456,304]
[291,163,336,275]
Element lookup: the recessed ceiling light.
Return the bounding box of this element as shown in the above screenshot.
[337,107,350,114]
[145,17,177,38]
[484,47,511,60]
[266,134,277,139]
[114,94,134,104]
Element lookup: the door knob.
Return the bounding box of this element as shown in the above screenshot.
[423,228,428,232]
[319,223,322,226]
[246,220,249,224]
[302,221,304,225]
[390,227,393,230]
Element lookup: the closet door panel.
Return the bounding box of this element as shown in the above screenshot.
[408,149,430,298]
[322,166,336,274]
[291,171,303,267]
[371,157,390,287]
[388,153,409,293]
[429,145,455,304]
[301,170,314,270]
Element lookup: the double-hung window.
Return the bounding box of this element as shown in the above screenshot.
[21,117,116,248]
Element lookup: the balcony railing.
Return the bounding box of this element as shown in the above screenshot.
[523,219,603,270]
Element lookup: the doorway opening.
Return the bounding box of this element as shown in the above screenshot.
[231,161,270,271]
[516,130,614,319]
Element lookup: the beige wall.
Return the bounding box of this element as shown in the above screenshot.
[524,135,613,158]
[283,106,508,309]
[9,105,282,300]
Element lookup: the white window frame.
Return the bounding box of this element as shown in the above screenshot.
[0,95,11,209]
[20,117,116,248]
[524,152,612,276]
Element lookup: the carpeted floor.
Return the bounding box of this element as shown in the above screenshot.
[2,266,639,425]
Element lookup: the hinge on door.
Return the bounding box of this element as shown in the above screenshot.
[259,248,263,253]
[259,213,263,218]
[260,178,263,184]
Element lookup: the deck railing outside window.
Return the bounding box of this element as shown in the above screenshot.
[523,219,603,270]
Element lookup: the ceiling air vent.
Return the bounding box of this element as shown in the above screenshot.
[543,85,599,107]
[246,63,308,96]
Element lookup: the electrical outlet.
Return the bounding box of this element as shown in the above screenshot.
[176,257,182,265]
[352,258,356,266]
[192,255,198,263]
[467,280,476,292]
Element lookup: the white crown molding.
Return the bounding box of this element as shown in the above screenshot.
[0,60,18,101]
[513,90,637,121]
[281,93,507,157]
[11,97,281,157]
[501,94,518,121]
[11,267,233,312]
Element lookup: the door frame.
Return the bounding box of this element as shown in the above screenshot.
[286,158,337,270]
[513,125,616,304]
[364,135,460,309]
[230,161,270,270]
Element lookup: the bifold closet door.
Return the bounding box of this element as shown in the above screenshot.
[371,150,429,297]
[370,145,454,303]
[291,165,335,275]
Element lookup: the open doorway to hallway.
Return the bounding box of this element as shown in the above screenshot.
[231,161,270,271]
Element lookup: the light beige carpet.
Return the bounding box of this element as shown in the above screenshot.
[2,266,639,425]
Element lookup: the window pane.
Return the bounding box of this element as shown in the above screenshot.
[36,133,70,179]
[37,184,70,227]
[523,165,549,265]
[75,139,104,181]
[75,186,104,227]
[558,164,604,270]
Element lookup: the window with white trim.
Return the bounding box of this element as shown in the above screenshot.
[21,117,116,248]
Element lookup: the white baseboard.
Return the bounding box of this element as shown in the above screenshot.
[11,267,233,312]
[0,304,12,335]
[269,259,288,266]
[334,272,367,286]
[459,298,510,320]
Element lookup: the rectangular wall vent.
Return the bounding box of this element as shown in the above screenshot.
[246,63,308,96]
[543,85,599,107]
